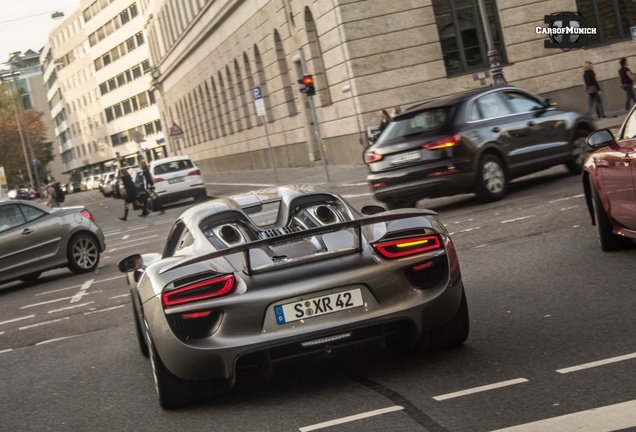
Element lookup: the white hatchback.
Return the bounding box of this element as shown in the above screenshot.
[149,156,207,204]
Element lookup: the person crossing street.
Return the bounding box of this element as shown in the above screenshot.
[139,161,165,217]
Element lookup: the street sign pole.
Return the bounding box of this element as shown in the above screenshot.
[252,86,279,184]
[299,48,330,183]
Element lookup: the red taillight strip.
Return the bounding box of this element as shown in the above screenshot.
[423,134,460,150]
[373,235,442,259]
[80,209,95,221]
[365,152,383,164]
[162,274,235,308]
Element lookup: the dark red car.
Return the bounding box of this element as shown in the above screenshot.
[582,120,636,251]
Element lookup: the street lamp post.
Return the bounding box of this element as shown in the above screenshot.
[477,0,506,85]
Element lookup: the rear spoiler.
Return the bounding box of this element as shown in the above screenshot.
[160,209,436,276]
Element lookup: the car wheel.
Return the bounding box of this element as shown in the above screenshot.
[67,234,100,273]
[413,287,469,353]
[475,154,507,202]
[565,130,592,174]
[589,178,632,251]
[19,272,42,282]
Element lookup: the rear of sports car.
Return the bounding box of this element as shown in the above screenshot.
[144,213,468,397]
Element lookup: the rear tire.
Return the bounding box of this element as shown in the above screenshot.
[413,287,469,353]
[67,234,100,273]
[589,178,632,251]
[475,154,507,202]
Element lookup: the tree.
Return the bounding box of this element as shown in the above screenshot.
[0,84,53,188]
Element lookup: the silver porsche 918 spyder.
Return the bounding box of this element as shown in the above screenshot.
[119,185,469,409]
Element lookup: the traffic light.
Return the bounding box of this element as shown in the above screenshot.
[298,75,316,96]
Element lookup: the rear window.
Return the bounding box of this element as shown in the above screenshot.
[153,159,194,175]
[378,107,450,143]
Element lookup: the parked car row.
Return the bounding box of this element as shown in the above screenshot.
[100,156,208,211]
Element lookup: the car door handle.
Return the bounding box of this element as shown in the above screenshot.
[492,127,500,133]
[527,121,535,126]
[22,228,34,235]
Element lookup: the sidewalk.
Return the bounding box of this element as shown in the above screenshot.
[201,110,628,189]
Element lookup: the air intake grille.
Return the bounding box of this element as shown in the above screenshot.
[259,225,303,239]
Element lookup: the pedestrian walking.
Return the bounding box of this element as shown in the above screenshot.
[138,161,164,217]
[118,168,137,221]
[42,179,59,208]
[583,61,606,118]
[619,57,636,111]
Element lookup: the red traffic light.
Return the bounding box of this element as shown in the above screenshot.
[303,75,314,85]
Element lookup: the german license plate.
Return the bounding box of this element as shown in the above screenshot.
[388,150,421,164]
[168,177,185,184]
[274,289,363,324]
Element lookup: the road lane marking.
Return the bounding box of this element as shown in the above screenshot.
[84,305,126,315]
[556,352,636,374]
[19,317,70,330]
[122,235,130,240]
[0,349,12,354]
[433,378,529,401]
[36,335,80,345]
[108,235,159,248]
[342,193,373,198]
[48,302,95,314]
[205,182,275,187]
[0,315,35,326]
[109,240,155,253]
[36,275,122,296]
[548,194,584,203]
[501,215,535,224]
[71,279,94,303]
[109,293,130,300]
[299,406,404,431]
[339,182,368,187]
[490,399,636,431]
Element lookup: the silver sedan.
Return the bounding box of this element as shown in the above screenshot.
[0,199,106,285]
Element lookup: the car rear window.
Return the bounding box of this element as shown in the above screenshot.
[378,107,450,143]
[153,159,194,175]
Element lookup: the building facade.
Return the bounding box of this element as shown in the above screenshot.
[145,0,635,172]
[41,0,166,181]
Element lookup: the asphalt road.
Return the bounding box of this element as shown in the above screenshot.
[0,166,635,432]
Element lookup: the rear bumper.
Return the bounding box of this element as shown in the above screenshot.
[368,170,475,203]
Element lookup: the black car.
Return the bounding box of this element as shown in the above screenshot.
[364,85,596,208]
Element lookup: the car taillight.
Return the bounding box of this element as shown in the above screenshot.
[162,274,235,308]
[80,209,95,221]
[365,152,383,164]
[154,177,164,183]
[188,169,201,176]
[373,235,442,259]
[423,134,460,150]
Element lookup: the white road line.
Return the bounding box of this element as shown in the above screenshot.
[19,317,70,330]
[548,194,584,203]
[109,240,154,253]
[84,305,126,315]
[433,378,529,401]
[37,275,122,296]
[501,215,535,224]
[556,352,636,374]
[124,225,149,231]
[155,219,174,225]
[0,315,35,326]
[0,349,12,354]
[299,406,404,431]
[206,182,275,187]
[71,279,94,303]
[103,230,123,236]
[48,302,95,314]
[339,182,368,187]
[108,235,159,248]
[109,293,130,299]
[341,193,373,198]
[490,399,636,431]
[36,335,80,345]
[122,235,130,240]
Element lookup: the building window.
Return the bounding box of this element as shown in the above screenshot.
[433,0,506,75]
[576,0,636,45]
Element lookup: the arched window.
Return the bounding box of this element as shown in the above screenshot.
[253,45,272,122]
[304,7,331,106]
[235,59,251,130]
[274,30,297,116]
[211,76,226,137]
[433,0,506,75]
[218,71,234,135]
[244,52,260,125]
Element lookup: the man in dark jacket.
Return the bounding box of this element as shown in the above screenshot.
[139,161,165,217]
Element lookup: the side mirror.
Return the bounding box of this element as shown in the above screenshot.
[361,205,386,215]
[586,129,616,149]
[118,254,142,273]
